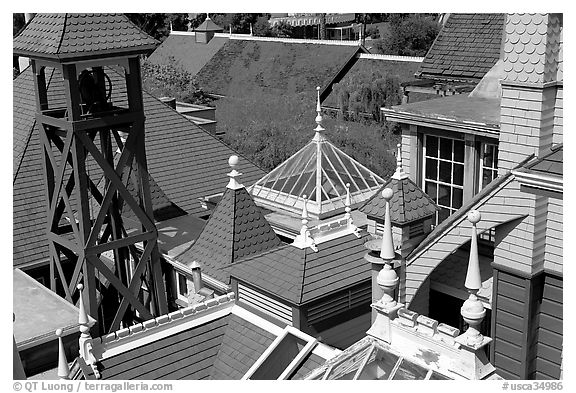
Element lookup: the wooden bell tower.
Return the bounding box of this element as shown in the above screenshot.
[13,14,168,335]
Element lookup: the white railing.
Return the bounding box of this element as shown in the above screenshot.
[358,53,425,62]
[169,30,361,46]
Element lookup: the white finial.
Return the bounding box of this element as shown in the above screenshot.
[391,143,408,180]
[314,86,325,134]
[293,195,318,251]
[250,23,253,36]
[227,155,244,190]
[459,210,486,346]
[77,283,90,332]
[377,263,399,307]
[206,13,211,21]
[379,188,395,260]
[56,329,70,379]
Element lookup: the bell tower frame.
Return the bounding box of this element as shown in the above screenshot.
[14,14,168,335]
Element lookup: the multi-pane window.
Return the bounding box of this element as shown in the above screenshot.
[479,143,498,243]
[480,143,499,189]
[423,135,465,223]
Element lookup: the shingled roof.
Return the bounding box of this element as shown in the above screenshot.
[176,174,282,284]
[12,66,264,269]
[77,294,337,380]
[229,231,371,305]
[360,152,439,225]
[13,13,159,61]
[191,40,362,97]
[416,14,505,83]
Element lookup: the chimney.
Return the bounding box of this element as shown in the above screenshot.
[159,96,177,110]
[498,13,563,173]
[190,261,203,293]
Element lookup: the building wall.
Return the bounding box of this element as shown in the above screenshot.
[492,181,537,275]
[544,197,562,274]
[531,274,562,379]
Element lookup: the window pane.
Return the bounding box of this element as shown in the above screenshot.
[439,138,452,160]
[392,359,429,380]
[178,273,188,296]
[425,136,438,157]
[425,158,437,180]
[452,188,463,209]
[482,169,493,188]
[425,181,437,203]
[453,163,464,186]
[438,207,450,223]
[439,161,451,183]
[453,140,465,162]
[438,184,451,207]
[493,146,499,168]
[483,145,494,168]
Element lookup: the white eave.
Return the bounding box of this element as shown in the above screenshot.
[511,168,563,194]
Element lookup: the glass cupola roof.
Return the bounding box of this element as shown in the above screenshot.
[249,88,384,219]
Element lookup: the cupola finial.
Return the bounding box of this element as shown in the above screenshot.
[227,155,244,190]
[314,86,325,134]
[293,195,318,251]
[379,188,395,260]
[460,210,486,346]
[391,143,408,180]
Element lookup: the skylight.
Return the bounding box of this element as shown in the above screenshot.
[250,133,384,220]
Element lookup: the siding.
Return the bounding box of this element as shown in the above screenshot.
[498,85,557,174]
[553,87,562,145]
[544,197,562,274]
[532,275,562,379]
[491,270,527,379]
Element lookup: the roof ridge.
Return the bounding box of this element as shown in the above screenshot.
[97,292,236,347]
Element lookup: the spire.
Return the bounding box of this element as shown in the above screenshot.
[460,210,486,346]
[313,86,325,136]
[379,188,395,260]
[227,155,244,190]
[56,328,70,380]
[293,194,318,251]
[391,143,409,180]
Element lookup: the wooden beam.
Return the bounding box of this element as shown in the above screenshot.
[86,231,156,256]
[86,254,153,322]
[75,130,155,234]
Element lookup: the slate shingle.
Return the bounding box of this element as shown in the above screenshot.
[13,13,158,60]
[360,177,439,225]
[417,14,505,83]
[177,187,282,283]
[230,232,371,305]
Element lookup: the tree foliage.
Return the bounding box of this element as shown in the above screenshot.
[125,13,189,41]
[374,14,439,56]
[332,70,402,122]
[271,21,294,38]
[13,13,25,36]
[141,56,212,105]
[218,93,397,177]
